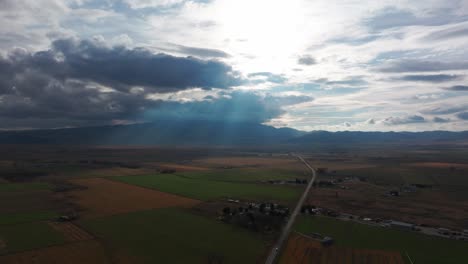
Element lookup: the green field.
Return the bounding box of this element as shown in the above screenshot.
[82,208,267,263]
[0,182,52,192]
[0,211,59,226]
[0,222,65,254]
[114,172,301,202]
[295,215,468,264]
[178,168,304,182]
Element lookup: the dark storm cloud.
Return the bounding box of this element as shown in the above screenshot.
[377,60,468,73]
[297,55,316,66]
[456,112,468,120]
[0,38,289,129]
[396,74,460,83]
[0,78,158,122]
[0,38,243,95]
[382,115,426,125]
[47,38,243,91]
[444,85,468,91]
[248,72,287,84]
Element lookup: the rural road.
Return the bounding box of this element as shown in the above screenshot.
[265,154,317,264]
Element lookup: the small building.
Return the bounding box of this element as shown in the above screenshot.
[321,236,334,246]
[390,221,414,231]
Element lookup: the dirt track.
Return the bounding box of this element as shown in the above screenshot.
[68,178,200,218]
[48,222,93,242]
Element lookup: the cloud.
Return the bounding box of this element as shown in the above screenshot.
[396,74,461,83]
[123,0,185,9]
[421,105,467,115]
[248,72,287,84]
[0,38,260,129]
[159,44,230,58]
[364,7,466,31]
[456,112,468,120]
[313,77,368,86]
[1,38,243,94]
[377,60,468,73]
[264,94,313,106]
[444,85,468,91]
[424,24,468,41]
[297,55,316,66]
[382,115,426,125]
[433,117,451,123]
[365,118,376,125]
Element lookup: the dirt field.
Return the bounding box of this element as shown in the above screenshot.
[306,181,468,229]
[48,222,93,242]
[68,178,200,218]
[0,240,110,264]
[280,232,405,264]
[192,156,302,170]
[408,162,468,169]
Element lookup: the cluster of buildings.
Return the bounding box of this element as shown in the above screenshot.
[263,178,308,185]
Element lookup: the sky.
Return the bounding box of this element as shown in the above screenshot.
[1,0,468,131]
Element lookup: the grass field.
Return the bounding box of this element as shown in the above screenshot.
[114,172,301,202]
[0,182,52,192]
[0,240,110,264]
[0,211,58,226]
[81,208,267,263]
[175,168,305,183]
[295,216,468,264]
[0,222,65,254]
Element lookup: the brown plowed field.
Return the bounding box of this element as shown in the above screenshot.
[68,178,200,218]
[193,157,299,169]
[0,240,110,264]
[280,233,405,264]
[48,222,93,242]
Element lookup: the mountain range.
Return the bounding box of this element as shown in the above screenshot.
[0,121,467,146]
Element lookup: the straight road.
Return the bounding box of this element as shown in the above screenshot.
[265,154,317,264]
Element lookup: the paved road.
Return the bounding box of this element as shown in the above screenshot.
[265,154,317,264]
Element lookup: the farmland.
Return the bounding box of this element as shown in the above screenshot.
[68,177,200,218]
[279,232,405,264]
[114,172,302,202]
[0,145,467,263]
[0,211,58,226]
[0,240,110,264]
[0,222,65,253]
[294,215,468,264]
[0,182,52,192]
[81,208,268,263]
